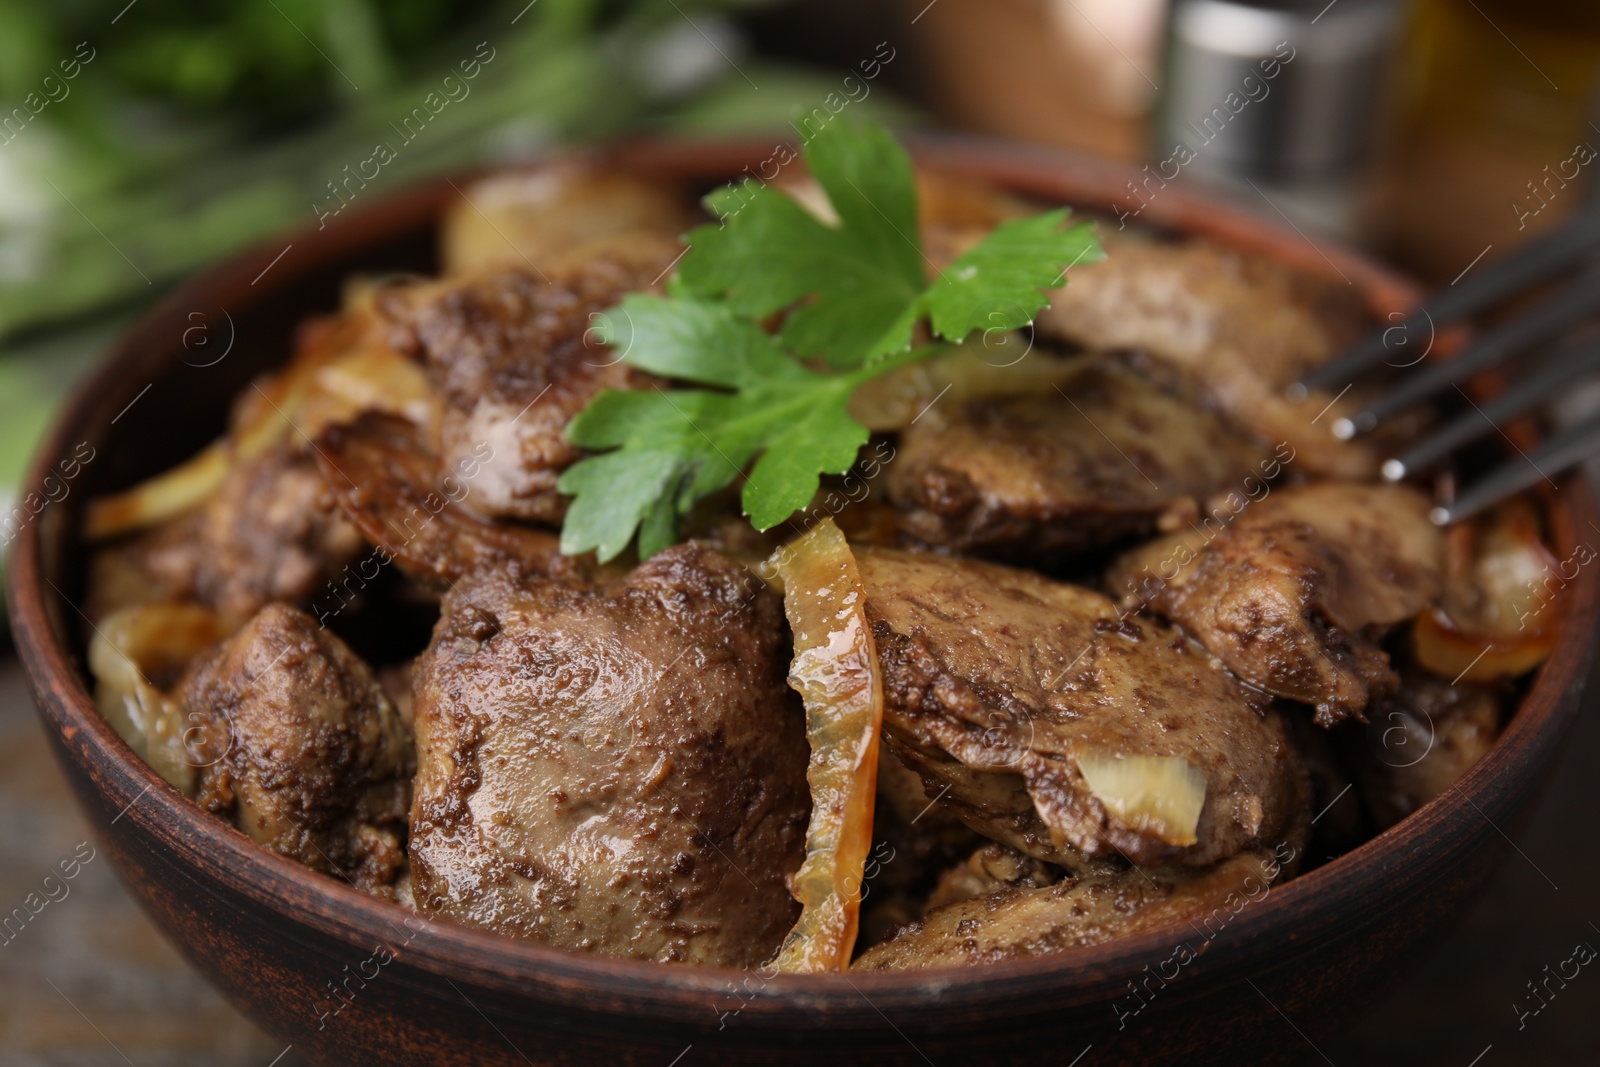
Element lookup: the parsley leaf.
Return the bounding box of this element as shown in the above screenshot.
[558,298,883,558]
[600,293,807,389]
[919,209,1103,341]
[679,121,927,367]
[557,375,871,558]
[559,118,1104,562]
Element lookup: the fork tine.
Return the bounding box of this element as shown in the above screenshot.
[1332,262,1600,439]
[1430,409,1600,525]
[1295,210,1600,397]
[1382,334,1600,481]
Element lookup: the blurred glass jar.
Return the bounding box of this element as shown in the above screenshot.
[1375,0,1600,281]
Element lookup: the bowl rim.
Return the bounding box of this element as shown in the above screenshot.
[8,131,1598,1026]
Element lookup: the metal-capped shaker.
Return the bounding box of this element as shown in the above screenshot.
[1154,0,1402,232]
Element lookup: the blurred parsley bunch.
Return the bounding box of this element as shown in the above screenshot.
[0,0,502,129]
[0,0,860,342]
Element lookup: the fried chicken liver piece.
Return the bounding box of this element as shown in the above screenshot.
[407,543,810,965]
[384,235,682,525]
[857,546,1309,868]
[1034,231,1375,479]
[887,359,1262,560]
[855,848,1286,970]
[314,411,576,588]
[179,603,415,895]
[1108,482,1445,726]
[1348,669,1501,829]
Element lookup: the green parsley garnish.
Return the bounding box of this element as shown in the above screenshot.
[557,119,1103,562]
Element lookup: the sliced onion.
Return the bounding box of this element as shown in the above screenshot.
[297,340,435,440]
[848,341,1086,431]
[440,168,687,277]
[768,518,884,973]
[86,286,429,542]
[83,443,232,541]
[1413,497,1563,682]
[1075,750,1207,848]
[89,603,231,794]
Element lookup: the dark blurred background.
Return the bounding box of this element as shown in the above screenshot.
[2,0,1598,1063]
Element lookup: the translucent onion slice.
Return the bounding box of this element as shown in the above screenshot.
[440,167,688,277]
[848,340,1085,431]
[1075,750,1207,848]
[83,380,306,542]
[85,286,429,542]
[83,443,232,541]
[89,603,231,794]
[1414,497,1564,683]
[296,342,435,440]
[83,355,316,542]
[769,518,884,973]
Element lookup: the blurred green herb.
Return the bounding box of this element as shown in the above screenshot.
[0,0,859,341]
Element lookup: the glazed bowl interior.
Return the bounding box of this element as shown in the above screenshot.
[9,133,1598,1064]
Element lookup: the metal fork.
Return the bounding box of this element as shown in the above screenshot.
[1291,209,1600,525]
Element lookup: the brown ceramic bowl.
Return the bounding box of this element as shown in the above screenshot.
[8,135,1598,1067]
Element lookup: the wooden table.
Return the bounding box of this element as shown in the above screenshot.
[0,648,1595,1065]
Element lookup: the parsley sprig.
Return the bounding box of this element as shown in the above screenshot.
[557,119,1103,562]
